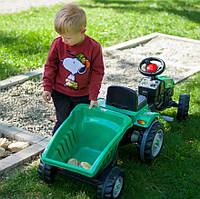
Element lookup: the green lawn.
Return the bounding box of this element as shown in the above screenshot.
[0,0,200,80]
[1,0,200,199]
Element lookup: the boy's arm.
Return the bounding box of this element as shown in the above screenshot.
[43,39,59,93]
[89,44,105,104]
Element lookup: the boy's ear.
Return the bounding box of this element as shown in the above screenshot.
[81,28,86,34]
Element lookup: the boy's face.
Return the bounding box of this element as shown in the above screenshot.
[60,30,85,46]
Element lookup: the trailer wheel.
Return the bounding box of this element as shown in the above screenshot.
[97,167,125,199]
[137,120,164,163]
[177,94,190,120]
[38,161,56,183]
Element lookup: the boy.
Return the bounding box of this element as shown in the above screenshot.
[42,3,104,135]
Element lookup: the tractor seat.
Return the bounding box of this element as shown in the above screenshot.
[106,86,147,112]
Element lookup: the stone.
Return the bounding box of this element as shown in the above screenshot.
[0,147,6,158]
[8,141,30,153]
[0,150,12,158]
[80,162,92,170]
[67,158,80,167]
[0,138,11,149]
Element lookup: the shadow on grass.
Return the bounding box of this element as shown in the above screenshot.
[118,112,200,198]
[0,31,16,45]
[81,0,200,24]
[0,61,20,81]
[0,165,96,199]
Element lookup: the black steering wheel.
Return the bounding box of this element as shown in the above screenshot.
[138,57,166,76]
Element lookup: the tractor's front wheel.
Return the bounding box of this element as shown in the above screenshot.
[137,120,164,163]
[38,161,56,183]
[97,167,125,199]
[177,94,190,120]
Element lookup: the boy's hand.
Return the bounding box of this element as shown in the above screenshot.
[42,91,52,103]
[89,100,99,109]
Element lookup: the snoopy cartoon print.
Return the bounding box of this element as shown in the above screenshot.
[62,57,87,89]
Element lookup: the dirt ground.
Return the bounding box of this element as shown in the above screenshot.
[0,35,200,137]
[101,35,200,97]
[0,0,77,14]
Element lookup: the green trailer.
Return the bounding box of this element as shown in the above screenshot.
[40,103,133,178]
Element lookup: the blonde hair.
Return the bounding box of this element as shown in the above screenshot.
[54,4,86,34]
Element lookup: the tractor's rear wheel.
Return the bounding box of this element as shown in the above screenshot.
[177,94,190,120]
[137,120,164,163]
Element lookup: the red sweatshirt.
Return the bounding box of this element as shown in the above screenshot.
[43,35,104,101]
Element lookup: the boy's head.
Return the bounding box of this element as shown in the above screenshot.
[54,4,87,46]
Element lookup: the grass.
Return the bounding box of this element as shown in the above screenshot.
[1,72,200,199]
[1,0,200,198]
[0,0,200,80]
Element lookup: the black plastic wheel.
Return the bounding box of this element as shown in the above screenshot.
[38,161,56,183]
[177,94,190,120]
[97,167,125,199]
[136,120,164,163]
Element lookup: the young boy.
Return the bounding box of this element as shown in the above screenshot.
[42,3,104,135]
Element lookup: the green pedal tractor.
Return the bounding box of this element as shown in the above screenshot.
[38,57,190,199]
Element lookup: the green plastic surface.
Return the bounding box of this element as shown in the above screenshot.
[41,104,132,178]
[157,76,174,88]
[98,99,160,128]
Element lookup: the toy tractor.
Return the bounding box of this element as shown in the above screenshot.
[138,57,190,120]
[38,57,190,199]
